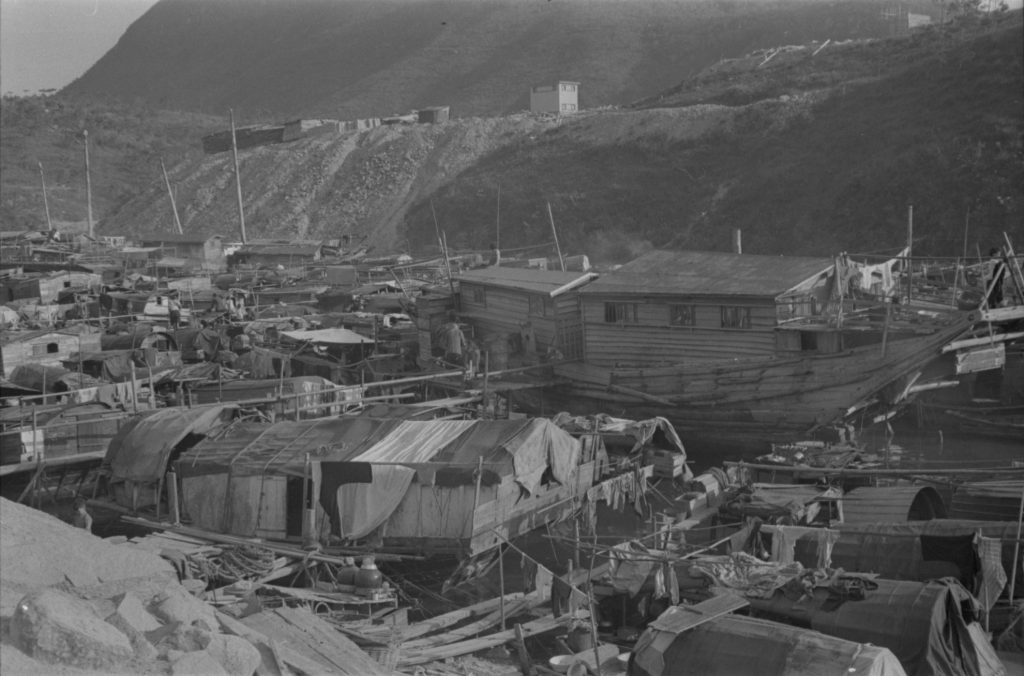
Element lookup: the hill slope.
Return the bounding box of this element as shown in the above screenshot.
[63,0,915,119]
[4,12,1020,264]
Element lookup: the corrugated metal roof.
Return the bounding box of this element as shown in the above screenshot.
[842,485,947,525]
[581,250,831,297]
[458,266,597,297]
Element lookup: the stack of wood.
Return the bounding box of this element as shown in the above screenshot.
[646,448,686,478]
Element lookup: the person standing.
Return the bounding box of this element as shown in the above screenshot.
[71,497,93,533]
[440,312,467,366]
[167,293,182,329]
[986,248,1007,308]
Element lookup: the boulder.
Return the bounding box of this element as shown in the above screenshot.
[170,650,231,676]
[110,591,163,632]
[105,612,159,662]
[205,633,262,676]
[10,588,133,669]
[150,584,218,628]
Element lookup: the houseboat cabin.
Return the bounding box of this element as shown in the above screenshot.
[577,250,834,367]
[457,266,597,364]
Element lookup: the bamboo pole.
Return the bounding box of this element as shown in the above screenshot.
[229,109,247,244]
[547,202,565,272]
[161,159,184,235]
[39,163,53,231]
[84,130,93,238]
[906,204,913,305]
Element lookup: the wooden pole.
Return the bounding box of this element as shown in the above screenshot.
[495,185,501,252]
[546,202,565,272]
[906,204,913,305]
[229,109,247,244]
[167,470,180,525]
[585,547,602,676]
[39,163,53,231]
[84,130,94,238]
[499,545,507,631]
[1008,486,1024,602]
[161,159,184,235]
[961,206,971,262]
[512,623,536,676]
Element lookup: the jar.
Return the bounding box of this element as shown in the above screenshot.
[336,557,359,586]
[355,556,383,589]
[566,624,594,653]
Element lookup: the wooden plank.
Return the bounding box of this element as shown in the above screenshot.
[350,592,526,643]
[647,595,749,634]
[398,613,567,667]
[400,597,539,650]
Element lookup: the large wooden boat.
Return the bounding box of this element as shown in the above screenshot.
[455,250,996,452]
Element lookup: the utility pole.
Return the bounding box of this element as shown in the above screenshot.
[83,130,94,238]
[38,163,53,231]
[229,109,247,244]
[161,159,184,234]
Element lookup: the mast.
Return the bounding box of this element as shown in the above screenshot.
[38,163,53,231]
[84,130,94,238]
[161,159,184,234]
[229,109,247,244]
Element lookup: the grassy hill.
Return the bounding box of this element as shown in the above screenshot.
[63,0,916,120]
[0,96,222,231]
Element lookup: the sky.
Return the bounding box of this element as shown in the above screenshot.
[1,0,159,95]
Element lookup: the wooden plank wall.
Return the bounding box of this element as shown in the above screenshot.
[458,282,585,354]
[384,483,482,540]
[581,295,777,367]
[181,473,325,541]
[0,332,101,377]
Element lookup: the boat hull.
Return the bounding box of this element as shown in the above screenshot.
[530,315,974,453]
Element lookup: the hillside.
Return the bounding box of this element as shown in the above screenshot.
[0,97,223,232]
[3,9,1020,264]
[63,0,920,120]
[82,14,1021,261]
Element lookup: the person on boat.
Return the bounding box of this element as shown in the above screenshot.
[71,497,93,533]
[439,312,467,366]
[489,243,501,267]
[986,248,1007,308]
[167,292,182,329]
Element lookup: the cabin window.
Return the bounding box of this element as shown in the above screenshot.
[63,281,72,288]
[470,286,486,306]
[32,342,60,356]
[720,306,751,329]
[668,304,695,327]
[529,295,551,317]
[604,302,637,324]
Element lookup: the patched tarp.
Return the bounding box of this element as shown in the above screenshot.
[176,417,582,541]
[334,420,477,539]
[105,404,236,483]
[552,412,686,455]
[631,613,906,676]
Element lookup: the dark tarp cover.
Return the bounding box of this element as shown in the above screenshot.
[746,577,1002,676]
[104,404,236,483]
[631,613,906,676]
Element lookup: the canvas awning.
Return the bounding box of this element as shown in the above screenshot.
[105,404,237,483]
[281,328,374,345]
